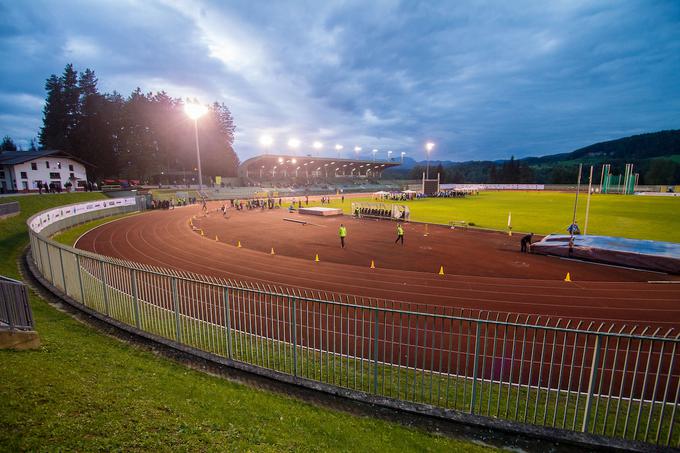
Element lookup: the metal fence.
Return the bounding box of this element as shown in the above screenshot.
[27,205,680,448]
[0,275,34,330]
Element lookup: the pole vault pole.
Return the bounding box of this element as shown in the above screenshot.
[571,163,583,234]
[583,165,594,235]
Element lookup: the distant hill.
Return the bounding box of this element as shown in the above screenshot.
[522,130,680,165]
[384,130,680,184]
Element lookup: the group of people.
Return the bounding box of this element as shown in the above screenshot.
[354,206,395,219]
[337,222,405,249]
[150,197,199,210]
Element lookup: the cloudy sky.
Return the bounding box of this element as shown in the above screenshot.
[1,0,678,161]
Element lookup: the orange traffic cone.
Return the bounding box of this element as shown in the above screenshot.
[270,247,275,255]
[237,241,242,248]
[315,253,319,262]
[438,266,445,276]
[564,272,571,282]
[370,260,376,269]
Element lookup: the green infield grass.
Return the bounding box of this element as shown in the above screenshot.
[1,193,496,452]
[322,191,680,243]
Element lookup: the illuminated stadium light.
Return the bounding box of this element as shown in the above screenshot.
[184,101,208,120]
[291,158,297,164]
[288,138,301,148]
[372,149,377,161]
[184,100,209,191]
[401,151,406,163]
[387,150,393,160]
[259,135,274,146]
[354,146,361,152]
[313,141,323,150]
[425,141,435,178]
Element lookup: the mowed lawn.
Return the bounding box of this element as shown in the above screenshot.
[323,191,680,243]
[1,193,495,452]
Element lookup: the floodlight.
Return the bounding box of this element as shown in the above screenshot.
[260,135,274,146]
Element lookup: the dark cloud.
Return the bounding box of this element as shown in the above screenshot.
[1,0,678,161]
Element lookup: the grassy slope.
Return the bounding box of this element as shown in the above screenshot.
[0,193,494,452]
[324,191,680,242]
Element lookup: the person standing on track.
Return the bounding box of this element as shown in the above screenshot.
[520,233,533,253]
[338,223,347,248]
[395,223,404,245]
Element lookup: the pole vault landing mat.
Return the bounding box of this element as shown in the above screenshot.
[531,234,680,274]
[298,207,343,216]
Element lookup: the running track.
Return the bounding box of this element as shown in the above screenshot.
[75,203,680,328]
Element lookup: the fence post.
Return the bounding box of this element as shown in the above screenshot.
[76,254,85,304]
[172,277,182,343]
[58,247,67,295]
[131,268,141,329]
[582,334,602,432]
[470,322,482,414]
[373,308,380,394]
[45,242,54,284]
[292,296,298,377]
[100,260,109,316]
[32,234,43,274]
[224,286,231,359]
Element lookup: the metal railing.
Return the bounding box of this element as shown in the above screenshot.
[0,275,34,330]
[26,203,680,448]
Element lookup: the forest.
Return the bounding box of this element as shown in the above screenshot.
[24,64,238,181]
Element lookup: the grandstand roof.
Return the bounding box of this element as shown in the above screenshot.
[238,154,400,178]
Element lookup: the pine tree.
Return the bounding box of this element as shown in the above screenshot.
[61,63,80,151]
[39,74,67,149]
[1,136,18,151]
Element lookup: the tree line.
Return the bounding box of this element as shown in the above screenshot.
[399,156,679,185]
[33,63,238,181]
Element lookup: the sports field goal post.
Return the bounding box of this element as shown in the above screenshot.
[422,172,440,195]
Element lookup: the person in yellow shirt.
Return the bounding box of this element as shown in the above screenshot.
[395,223,404,245]
[338,224,347,248]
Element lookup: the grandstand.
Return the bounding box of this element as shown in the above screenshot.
[238,154,401,186]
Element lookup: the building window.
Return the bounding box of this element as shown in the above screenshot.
[22,181,28,190]
[69,164,74,171]
[0,171,4,179]
[20,171,28,179]
[49,172,61,179]
[46,161,50,168]
[57,162,62,169]
[69,172,75,179]
[31,162,37,170]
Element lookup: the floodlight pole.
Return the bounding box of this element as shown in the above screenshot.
[583,165,594,235]
[193,118,203,191]
[571,163,583,237]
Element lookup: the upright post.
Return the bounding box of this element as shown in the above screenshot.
[224,286,231,359]
[172,277,182,342]
[131,268,141,329]
[76,254,85,304]
[292,296,298,377]
[571,164,583,236]
[100,260,109,316]
[582,334,602,432]
[58,247,67,295]
[373,309,380,394]
[470,322,482,414]
[583,165,594,235]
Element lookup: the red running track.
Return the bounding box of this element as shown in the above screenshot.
[75,203,680,328]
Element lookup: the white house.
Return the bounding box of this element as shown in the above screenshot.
[0,150,89,193]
